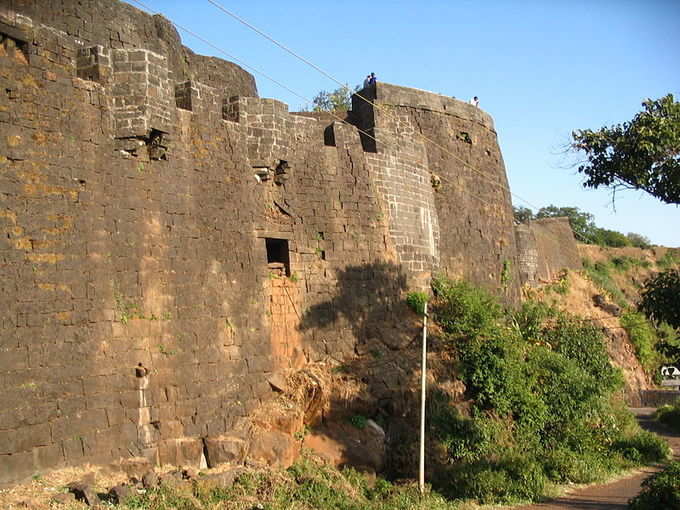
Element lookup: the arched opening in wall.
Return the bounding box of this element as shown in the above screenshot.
[323,125,336,146]
[265,238,290,277]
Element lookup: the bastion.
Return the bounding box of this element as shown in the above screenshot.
[0,0,524,484]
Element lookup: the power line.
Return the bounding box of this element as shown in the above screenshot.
[202,0,597,246]
[125,0,496,209]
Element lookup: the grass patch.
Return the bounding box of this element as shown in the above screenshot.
[581,258,627,307]
[620,311,662,377]
[117,455,461,510]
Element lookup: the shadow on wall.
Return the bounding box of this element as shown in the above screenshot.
[298,262,409,347]
[295,262,462,480]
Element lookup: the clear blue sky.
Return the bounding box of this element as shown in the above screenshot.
[133,0,680,247]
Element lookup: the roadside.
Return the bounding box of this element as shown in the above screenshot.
[516,408,680,510]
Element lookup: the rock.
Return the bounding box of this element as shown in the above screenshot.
[365,419,385,440]
[302,420,385,472]
[199,467,246,488]
[157,437,203,467]
[379,326,415,350]
[159,470,184,489]
[120,457,152,480]
[270,409,304,436]
[141,470,159,489]
[593,294,622,316]
[67,480,100,507]
[267,371,289,393]
[205,436,248,468]
[108,484,133,505]
[181,467,198,480]
[248,429,300,468]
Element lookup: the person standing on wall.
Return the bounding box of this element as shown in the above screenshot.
[470,96,479,107]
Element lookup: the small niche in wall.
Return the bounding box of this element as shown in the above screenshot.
[0,22,29,64]
[265,238,290,276]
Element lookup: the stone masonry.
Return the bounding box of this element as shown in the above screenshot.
[515,217,582,285]
[1,0,527,484]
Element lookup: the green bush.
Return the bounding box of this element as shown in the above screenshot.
[426,277,666,505]
[405,291,428,315]
[621,311,660,375]
[655,400,680,433]
[613,430,670,464]
[657,250,680,270]
[446,455,546,504]
[629,461,680,509]
[431,277,503,339]
[594,228,631,247]
[627,232,652,249]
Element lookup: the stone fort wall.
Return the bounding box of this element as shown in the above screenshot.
[1,0,521,484]
[515,217,582,285]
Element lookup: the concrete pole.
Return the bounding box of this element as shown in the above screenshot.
[419,301,428,494]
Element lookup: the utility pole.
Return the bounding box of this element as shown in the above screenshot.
[419,301,428,494]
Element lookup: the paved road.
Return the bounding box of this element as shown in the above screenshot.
[516,408,680,510]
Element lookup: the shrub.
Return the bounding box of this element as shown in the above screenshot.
[593,228,631,247]
[428,390,495,463]
[510,300,554,344]
[657,250,680,270]
[431,277,502,339]
[627,232,652,249]
[629,461,680,509]
[446,455,546,504]
[621,311,660,375]
[613,430,670,464]
[655,400,680,433]
[426,277,666,505]
[405,291,428,315]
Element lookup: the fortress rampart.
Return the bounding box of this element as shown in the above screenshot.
[0,0,525,484]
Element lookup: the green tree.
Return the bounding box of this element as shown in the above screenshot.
[571,94,680,204]
[592,228,631,248]
[626,232,652,249]
[309,85,357,112]
[513,206,534,224]
[535,205,598,242]
[640,269,680,328]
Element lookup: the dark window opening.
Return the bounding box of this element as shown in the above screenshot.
[265,238,290,276]
[147,129,168,161]
[319,250,326,260]
[0,24,29,64]
[275,160,289,175]
[175,81,193,111]
[323,125,336,146]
